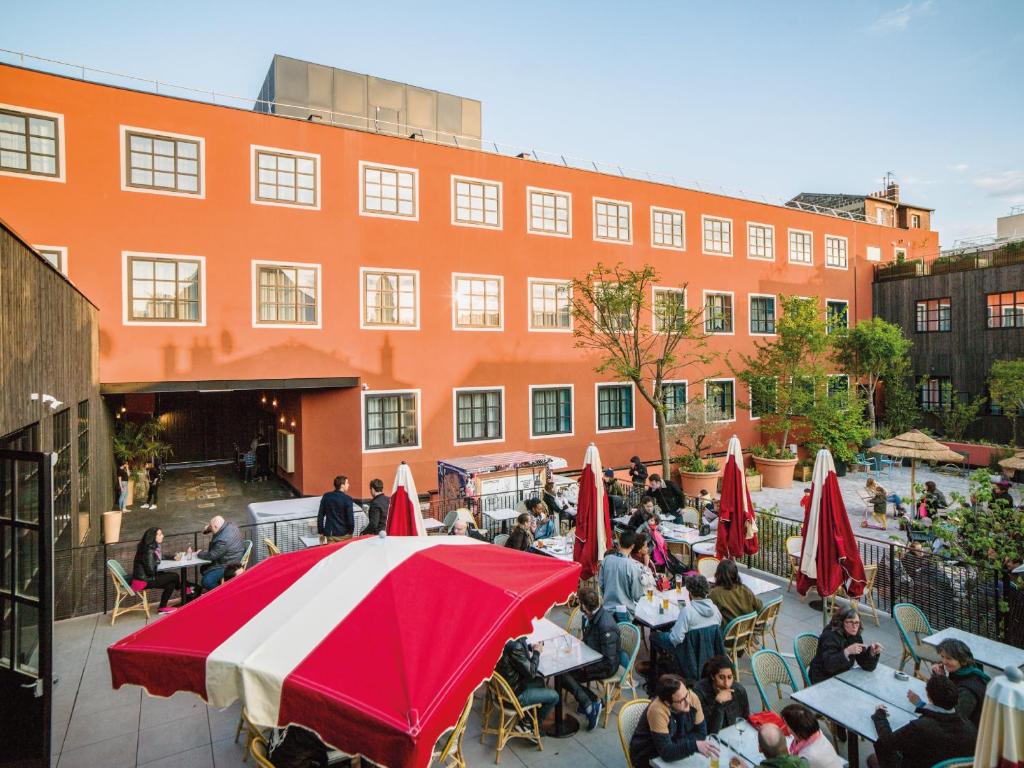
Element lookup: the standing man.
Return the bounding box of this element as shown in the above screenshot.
[648,474,684,523]
[600,529,645,622]
[242,449,256,484]
[140,460,161,510]
[318,476,355,542]
[364,478,388,535]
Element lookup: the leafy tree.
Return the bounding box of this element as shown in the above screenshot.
[937,391,986,441]
[831,317,912,434]
[733,295,831,453]
[882,357,920,436]
[112,418,173,478]
[670,397,727,472]
[806,387,872,465]
[989,359,1024,447]
[570,263,713,477]
[938,468,1024,572]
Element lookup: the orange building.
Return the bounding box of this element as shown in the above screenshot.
[0,62,939,496]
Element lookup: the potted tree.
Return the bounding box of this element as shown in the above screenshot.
[735,296,832,488]
[112,418,173,509]
[669,396,726,497]
[806,389,872,477]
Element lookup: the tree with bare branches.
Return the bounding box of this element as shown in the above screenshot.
[570,262,715,478]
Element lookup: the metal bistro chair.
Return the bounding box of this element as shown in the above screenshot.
[480,672,543,763]
[680,507,700,526]
[722,611,758,680]
[107,559,151,625]
[751,649,799,712]
[235,706,268,763]
[431,693,474,768]
[263,538,281,556]
[249,735,275,768]
[794,632,819,687]
[617,698,651,768]
[752,596,783,651]
[696,556,720,580]
[566,605,585,639]
[600,622,641,727]
[785,536,803,595]
[492,533,510,547]
[894,602,941,678]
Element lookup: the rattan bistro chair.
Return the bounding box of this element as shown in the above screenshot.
[600,622,641,727]
[894,602,941,678]
[751,649,799,712]
[234,707,267,763]
[431,693,474,768]
[480,672,543,763]
[107,559,150,625]
[492,534,510,547]
[240,539,253,568]
[829,563,880,626]
[696,557,720,580]
[263,538,281,556]
[752,596,783,651]
[785,536,803,595]
[566,605,585,639]
[249,736,275,768]
[793,632,819,687]
[722,611,758,680]
[617,699,651,768]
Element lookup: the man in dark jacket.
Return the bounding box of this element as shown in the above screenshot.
[364,478,388,535]
[197,516,247,592]
[869,675,977,768]
[648,474,684,523]
[317,475,354,541]
[559,587,620,730]
[495,638,559,729]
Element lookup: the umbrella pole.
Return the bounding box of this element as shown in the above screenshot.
[910,460,916,510]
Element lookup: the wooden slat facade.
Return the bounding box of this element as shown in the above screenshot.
[873,262,1024,443]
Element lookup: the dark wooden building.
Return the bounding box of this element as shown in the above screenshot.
[1,217,114,612]
[873,244,1024,443]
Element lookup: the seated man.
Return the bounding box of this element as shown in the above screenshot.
[495,637,559,732]
[869,675,977,768]
[628,673,717,768]
[628,495,657,531]
[756,723,805,768]
[652,575,724,682]
[558,587,620,730]
[599,529,645,622]
[450,518,487,541]
[197,516,246,593]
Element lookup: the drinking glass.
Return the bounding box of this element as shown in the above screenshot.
[675,574,683,594]
[662,597,670,610]
[735,717,747,735]
[646,587,654,602]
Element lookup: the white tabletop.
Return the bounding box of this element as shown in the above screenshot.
[923,627,1024,670]
[660,523,715,545]
[423,518,445,530]
[157,555,210,571]
[299,535,321,548]
[530,536,573,561]
[692,541,718,557]
[837,663,928,714]
[484,508,520,521]
[634,591,683,629]
[652,724,762,768]
[793,677,915,741]
[706,572,781,597]
[613,515,632,526]
[524,619,602,677]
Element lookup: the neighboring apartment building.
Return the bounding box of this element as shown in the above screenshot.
[0,60,939,495]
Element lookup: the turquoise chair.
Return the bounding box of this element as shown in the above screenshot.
[793,632,818,687]
[893,603,939,677]
[929,759,973,768]
[751,649,799,712]
[599,622,642,727]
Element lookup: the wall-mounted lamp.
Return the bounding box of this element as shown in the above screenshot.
[260,395,267,404]
[120,406,127,413]
[271,398,278,408]
[290,420,296,428]
[279,415,285,424]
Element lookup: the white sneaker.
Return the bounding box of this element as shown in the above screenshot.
[140,504,150,508]
[149,505,157,510]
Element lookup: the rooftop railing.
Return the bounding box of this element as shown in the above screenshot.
[873,237,1024,282]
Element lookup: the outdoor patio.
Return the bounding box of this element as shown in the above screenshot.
[51,565,910,768]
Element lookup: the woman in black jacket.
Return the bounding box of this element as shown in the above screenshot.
[808,608,882,684]
[692,656,750,735]
[505,512,534,551]
[132,527,181,613]
[908,638,990,728]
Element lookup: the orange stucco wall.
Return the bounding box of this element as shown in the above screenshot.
[0,65,940,494]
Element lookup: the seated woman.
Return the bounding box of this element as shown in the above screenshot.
[922,481,949,516]
[630,532,659,590]
[691,656,749,735]
[628,674,717,768]
[526,498,556,539]
[808,608,882,684]
[505,512,534,551]
[131,527,182,614]
[908,638,990,728]
[781,703,844,768]
[709,558,762,627]
[647,515,686,576]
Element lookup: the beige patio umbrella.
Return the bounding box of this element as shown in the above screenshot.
[867,429,963,507]
[998,451,1024,472]
[974,665,1024,768]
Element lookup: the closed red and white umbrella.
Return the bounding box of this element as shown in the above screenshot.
[109,536,580,768]
[573,443,613,581]
[385,461,425,537]
[797,448,866,600]
[975,665,1024,768]
[716,435,759,559]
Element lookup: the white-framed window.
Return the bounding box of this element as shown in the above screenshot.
[788,229,813,265]
[527,186,572,237]
[453,387,505,444]
[528,278,572,331]
[595,281,633,332]
[451,175,502,229]
[359,161,418,220]
[826,299,849,334]
[251,145,319,209]
[34,245,67,275]
[876,208,886,225]
[651,207,685,250]
[122,251,205,326]
[252,260,321,328]
[894,246,908,261]
[529,385,574,438]
[360,267,419,330]
[749,294,776,335]
[362,389,421,452]
[866,245,881,262]
[911,213,922,228]
[653,287,687,333]
[0,103,65,182]
[593,197,632,243]
[703,290,734,335]
[701,215,733,256]
[825,235,849,269]
[453,273,503,330]
[747,222,775,260]
[120,125,204,197]
[657,380,688,426]
[828,374,850,398]
[705,379,736,422]
[596,383,635,432]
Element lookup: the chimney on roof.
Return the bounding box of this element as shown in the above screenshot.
[885,181,900,202]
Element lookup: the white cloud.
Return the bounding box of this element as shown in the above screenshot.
[972,170,1024,200]
[870,0,934,32]
[946,163,969,172]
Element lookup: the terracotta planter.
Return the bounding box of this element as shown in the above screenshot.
[940,441,1005,468]
[745,473,762,492]
[674,466,721,499]
[753,456,799,489]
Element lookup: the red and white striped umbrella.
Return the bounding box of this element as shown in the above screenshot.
[573,443,613,581]
[716,435,759,559]
[109,536,580,768]
[385,461,425,537]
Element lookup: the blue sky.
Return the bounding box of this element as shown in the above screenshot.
[4,0,1021,244]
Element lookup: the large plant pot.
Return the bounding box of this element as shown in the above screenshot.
[102,510,122,544]
[746,473,763,492]
[676,470,720,499]
[753,456,799,489]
